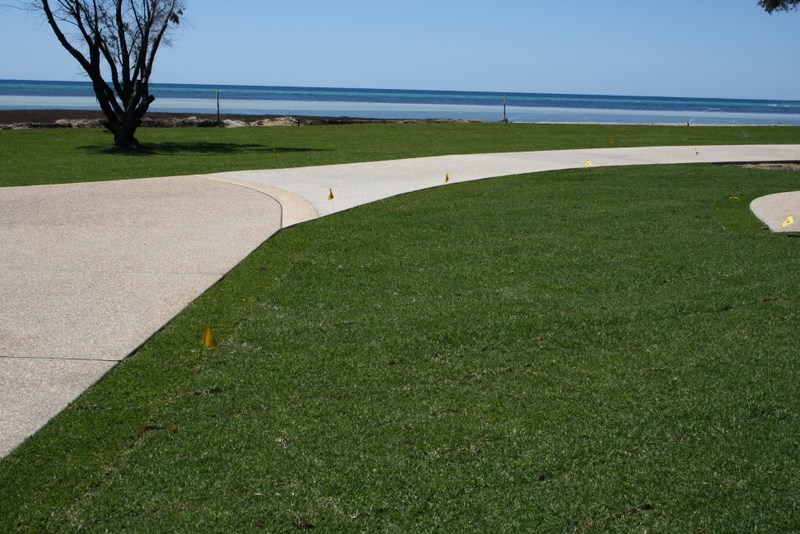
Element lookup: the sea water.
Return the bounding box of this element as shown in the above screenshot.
[2,79,800,125]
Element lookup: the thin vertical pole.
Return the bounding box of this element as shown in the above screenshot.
[216,92,221,124]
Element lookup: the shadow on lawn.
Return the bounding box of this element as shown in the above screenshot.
[80,142,332,156]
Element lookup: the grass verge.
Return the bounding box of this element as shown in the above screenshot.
[1,137,799,529]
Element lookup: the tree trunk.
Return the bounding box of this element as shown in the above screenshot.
[107,117,142,150]
[102,95,154,150]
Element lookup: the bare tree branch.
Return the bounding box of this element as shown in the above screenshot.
[759,0,800,13]
[31,0,184,149]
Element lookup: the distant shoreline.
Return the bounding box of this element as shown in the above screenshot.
[2,109,798,129]
[0,109,490,129]
[4,81,800,125]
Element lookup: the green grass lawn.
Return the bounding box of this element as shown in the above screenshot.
[1,125,799,531]
[1,122,799,187]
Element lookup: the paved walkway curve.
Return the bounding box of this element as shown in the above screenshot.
[209,145,800,227]
[2,144,800,457]
[1,177,285,457]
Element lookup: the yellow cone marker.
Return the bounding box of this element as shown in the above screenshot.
[584,160,592,169]
[327,188,334,201]
[782,215,795,228]
[445,172,450,183]
[203,325,219,349]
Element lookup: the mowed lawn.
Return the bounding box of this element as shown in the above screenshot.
[2,122,800,187]
[1,124,799,531]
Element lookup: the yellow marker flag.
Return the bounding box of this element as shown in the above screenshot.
[445,172,450,183]
[202,325,219,349]
[327,188,334,201]
[782,215,795,228]
[584,160,592,169]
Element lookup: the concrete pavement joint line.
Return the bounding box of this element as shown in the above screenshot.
[0,355,120,363]
[193,174,283,230]
[3,144,800,458]
[0,266,231,275]
[205,174,320,228]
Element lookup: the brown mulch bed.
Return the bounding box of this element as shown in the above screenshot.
[722,162,800,171]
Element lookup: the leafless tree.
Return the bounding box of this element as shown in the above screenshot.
[759,0,800,13]
[32,0,185,149]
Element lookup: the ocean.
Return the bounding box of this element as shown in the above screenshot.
[2,79,800,125]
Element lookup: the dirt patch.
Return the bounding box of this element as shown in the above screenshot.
[724,162,800,171]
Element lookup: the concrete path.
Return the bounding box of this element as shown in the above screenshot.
[211,145,800,227]
[1,176,283,456]
[751,191,800,232]
[2,144,800,457]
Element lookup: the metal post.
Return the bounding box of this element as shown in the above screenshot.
[216,92,221,124]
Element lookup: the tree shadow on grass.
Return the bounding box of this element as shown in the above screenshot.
[80,141,332,156]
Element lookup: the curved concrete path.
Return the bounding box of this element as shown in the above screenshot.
[751,191,800,232]
[211,145,800,227]
[2,144,800,457]
[1,176,284,456]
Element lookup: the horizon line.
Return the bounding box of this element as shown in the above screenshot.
[2,78,799,104]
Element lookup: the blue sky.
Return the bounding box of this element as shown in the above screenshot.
[1,0,798,100]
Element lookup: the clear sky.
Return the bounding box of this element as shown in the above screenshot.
[1,0,798,100]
